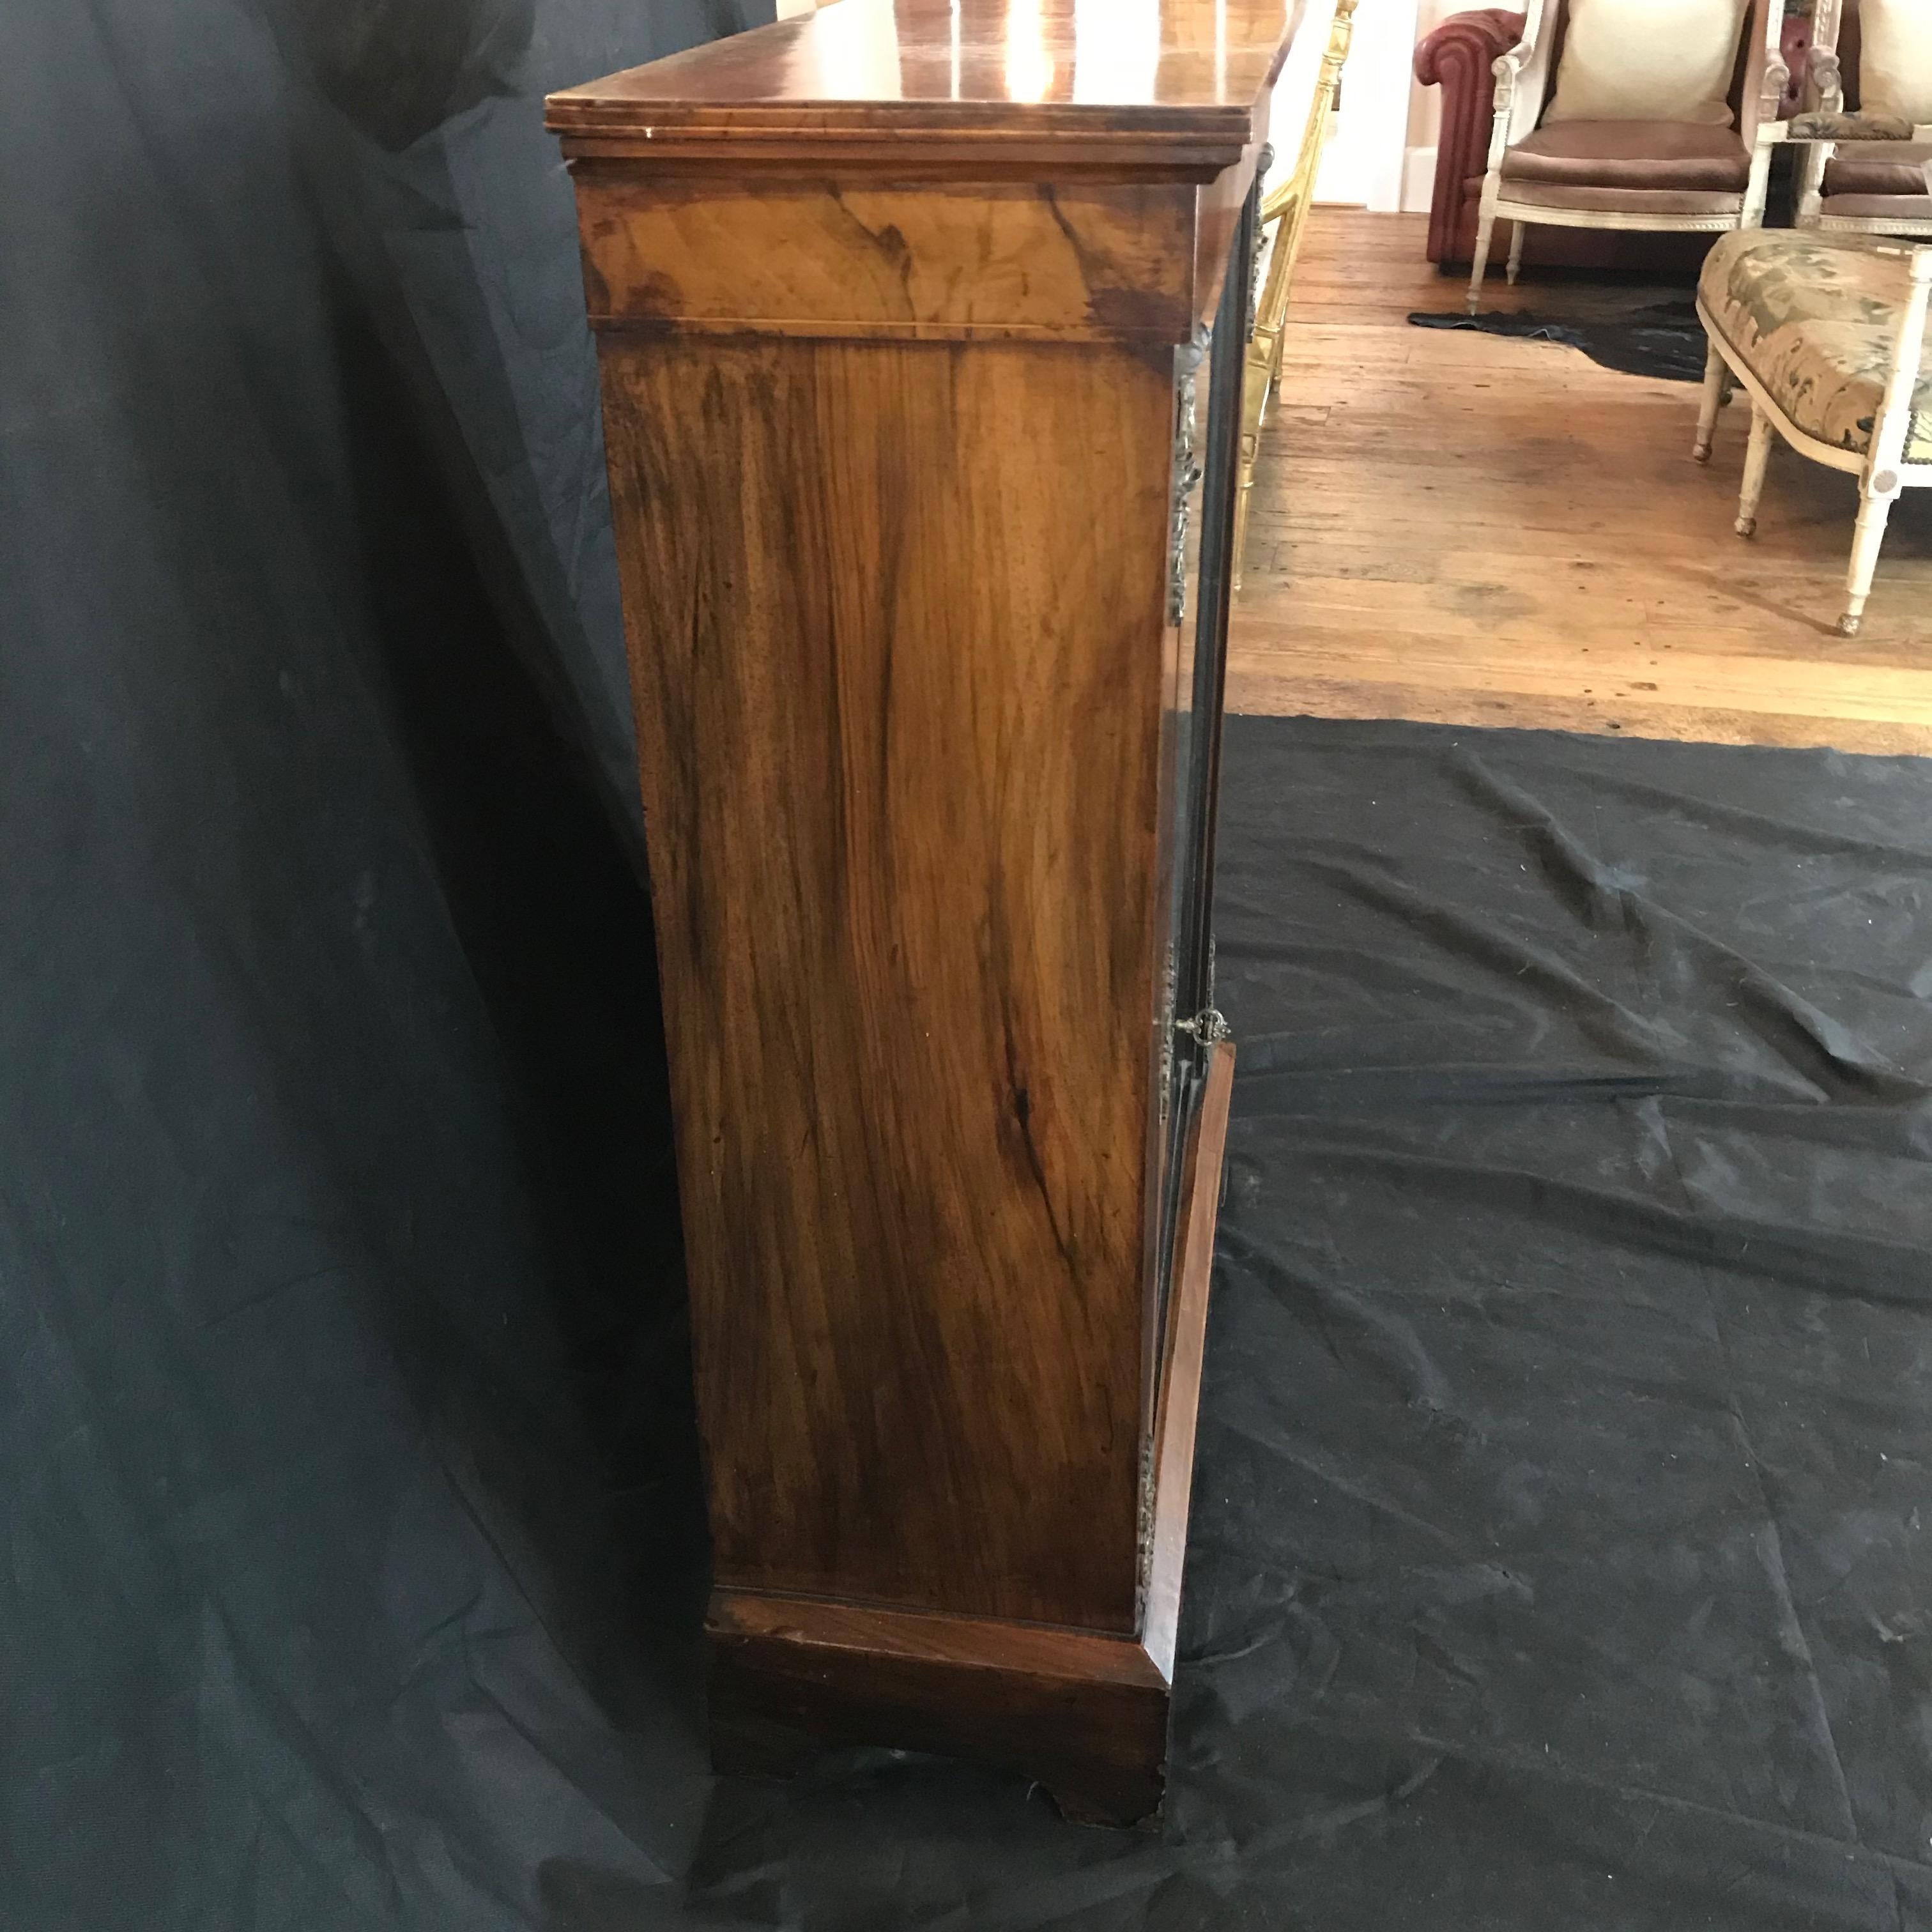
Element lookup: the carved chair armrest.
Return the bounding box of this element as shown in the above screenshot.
[1484,42,1536,169]
[1807,41,1846,115]
[1751,51,1793,142]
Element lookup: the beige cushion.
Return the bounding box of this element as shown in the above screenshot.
[1544,0,1749,127]
[1859,0,1932,126]
[1821,192,1932,217]
[1698,229,1932,459]
[1502,119,1751,189]
[1503,181,1748,212]
[1824,142,1932,195]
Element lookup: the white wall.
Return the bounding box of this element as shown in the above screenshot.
[1313,0,1474,212]
[1400,0,1474,211]
[1316,0,1425,209]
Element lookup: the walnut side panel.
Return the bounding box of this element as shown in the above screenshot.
[571,172,1195,339]
[598,334,1174,1631]
[703,1052,1233,1828]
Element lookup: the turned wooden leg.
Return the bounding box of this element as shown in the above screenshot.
[1505,220,1526,287]
[1693,342,1726,463]
[1467,189,1498,314]
[1841,487,1896,635]
[1735,406,1772,536]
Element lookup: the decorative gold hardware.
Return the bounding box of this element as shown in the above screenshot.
[1167,326,1208,625]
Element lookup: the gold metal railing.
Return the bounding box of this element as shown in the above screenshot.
[1234,0,1356,590]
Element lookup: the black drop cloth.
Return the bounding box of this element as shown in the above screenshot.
[10,0,1932,1922]
[15,703,1932,1928]
[1410,301,1711,383]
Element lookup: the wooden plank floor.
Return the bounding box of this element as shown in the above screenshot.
[1231,209,1932,754]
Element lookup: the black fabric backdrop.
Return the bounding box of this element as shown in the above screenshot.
[10,3,1932,1927]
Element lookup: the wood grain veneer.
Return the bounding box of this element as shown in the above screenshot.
[549,0,1305,175]
[549,0,1307,1825]
[706,1040,1232,1827]
[570,172,1199,339]
[599,330,1170,1632]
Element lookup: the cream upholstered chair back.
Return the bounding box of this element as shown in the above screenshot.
[1466,0,1786,310]
[1808,0,1883,113]
[1835,0,1868,107]
[1793,0,1932,236]
[1810,0,1932,121]
[1498,0,1779,149]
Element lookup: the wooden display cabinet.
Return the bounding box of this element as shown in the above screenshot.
[548,0,1310,1825]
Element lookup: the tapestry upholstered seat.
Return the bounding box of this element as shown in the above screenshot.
[1699,227,1932,459]
[1694,227,1932,633]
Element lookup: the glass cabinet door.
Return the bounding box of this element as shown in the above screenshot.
[1149,179,1259,1385]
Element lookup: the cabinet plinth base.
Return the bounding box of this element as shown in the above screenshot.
[707,1591,1170,1827]
[704,1043,1235,1828]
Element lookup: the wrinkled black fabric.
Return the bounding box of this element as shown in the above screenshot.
[1410,301,1710,382]
[3,1,753,1926]
[666,720,1932,1931]
[10,0,1932,1919]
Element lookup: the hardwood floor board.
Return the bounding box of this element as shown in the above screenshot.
[1230,209,1932,752]
[1252,534,1931,581]
[1226,673,1932,756]
[1231,624,1932,719]
[1246,473,1919,542]
[1245,561,1931,641]
[1246,564,1932,664]
[1264,575,1654,631]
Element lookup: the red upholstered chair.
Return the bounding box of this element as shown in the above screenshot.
[1417,10,1537,268]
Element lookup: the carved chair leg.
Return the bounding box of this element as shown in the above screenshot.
[1505,220,1526,287]
[1841,487,1896,636]
[1466,185,1499,314]
[1735,405,1773,536]
[1693,342,1726,463]
[1232,438,1259,595]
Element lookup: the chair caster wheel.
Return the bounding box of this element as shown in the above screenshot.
[1735,516,1756,538]
[1838,613,1862,637]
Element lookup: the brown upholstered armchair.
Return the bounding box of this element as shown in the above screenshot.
[1416,2,1791,277]
[1462,0,1789,310]
[1791,0,1932,235]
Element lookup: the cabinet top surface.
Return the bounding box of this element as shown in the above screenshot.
[546,0,1305,151]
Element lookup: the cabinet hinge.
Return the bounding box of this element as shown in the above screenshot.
[1176,1007,1232,1045]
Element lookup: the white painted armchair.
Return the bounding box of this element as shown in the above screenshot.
[1790,0,1932,238]
[1468,0,1788,312]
